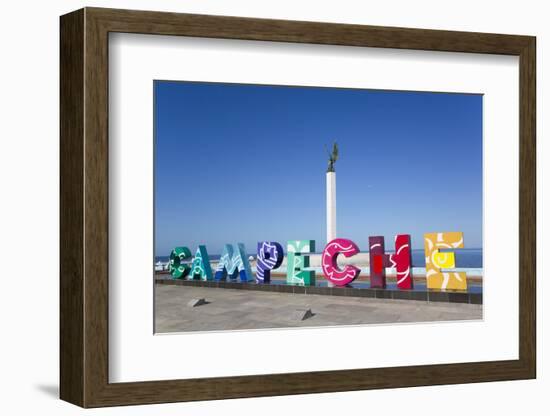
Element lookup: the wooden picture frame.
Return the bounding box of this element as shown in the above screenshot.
[60,7,536,408]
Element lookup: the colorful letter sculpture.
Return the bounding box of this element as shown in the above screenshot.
[188,245,213,281]
[424,232,467,290]
[169,246,192,279]
[368,235,413,289]
[321,238,361,286]
[368,236,389,289]
[214,243,253,282]
[256,241,284,284]
[392,234,414,289]
[286,240,315,286]
[168,230,472,292]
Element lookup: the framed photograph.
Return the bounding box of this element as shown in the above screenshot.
[60,7,536,408]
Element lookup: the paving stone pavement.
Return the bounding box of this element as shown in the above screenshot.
[155,284,483,333]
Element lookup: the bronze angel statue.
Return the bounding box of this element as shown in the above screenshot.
[326,142,339,172]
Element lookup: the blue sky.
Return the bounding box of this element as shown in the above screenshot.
[154,81,482,256]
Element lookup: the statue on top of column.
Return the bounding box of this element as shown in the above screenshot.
[326,142,338,173]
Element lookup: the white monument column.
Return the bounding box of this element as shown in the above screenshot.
[326,171,336,288]
[326,171,337,243]
[325,142,338,288]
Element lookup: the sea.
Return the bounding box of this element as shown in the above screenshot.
[155,248,483,268]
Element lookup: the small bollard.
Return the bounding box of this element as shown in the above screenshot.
[292,308,314,321]
[187,298,208,307]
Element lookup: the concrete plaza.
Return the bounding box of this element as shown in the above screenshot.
[155,284,483,333]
